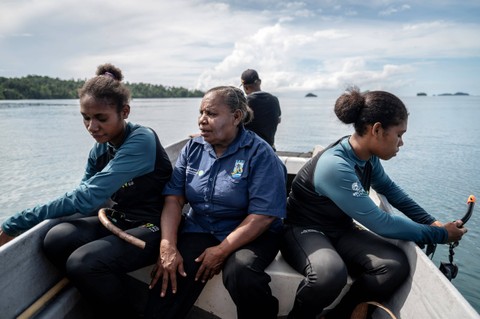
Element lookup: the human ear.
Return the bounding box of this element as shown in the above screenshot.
[372,122,382,136]
[122,105,130,119]
[233,109,242,125]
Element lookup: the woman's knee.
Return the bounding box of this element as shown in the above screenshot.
[385,248,410,284]
[222,251,270,291]
[302,261,348,303]
[65,245,102,281]
[65,254,86,280]
[43,223,80,269]
[44,223,72,252]
[308,247,348,287]
[367,248,410,294]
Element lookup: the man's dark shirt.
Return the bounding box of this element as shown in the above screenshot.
[245,91,281,148]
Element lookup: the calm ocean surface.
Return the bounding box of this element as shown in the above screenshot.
[0,96,479,312]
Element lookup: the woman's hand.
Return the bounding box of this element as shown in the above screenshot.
[191,214,275,283]
[444,220,468,243]
[0,229,14,247]
[194,245,227,283]
[149,239,187,297]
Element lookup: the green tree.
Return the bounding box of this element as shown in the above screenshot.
[0,75,204,100]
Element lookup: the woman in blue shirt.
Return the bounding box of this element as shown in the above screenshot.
[0,63,172,319]
[146,86,287,319]
[280,87,468,319]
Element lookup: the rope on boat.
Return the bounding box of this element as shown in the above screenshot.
[16,277,70,319]
[98,208,146,249]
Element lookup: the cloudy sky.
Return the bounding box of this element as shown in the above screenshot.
[1,0,479,97]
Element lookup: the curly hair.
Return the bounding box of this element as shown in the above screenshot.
[205,86,254,125]
[78,63,131,112]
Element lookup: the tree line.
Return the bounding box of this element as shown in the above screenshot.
[0,75,205,100]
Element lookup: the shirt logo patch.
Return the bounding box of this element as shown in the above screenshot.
[231,160,245,179]
[352,181,368,197]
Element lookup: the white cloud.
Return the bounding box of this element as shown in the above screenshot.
[1,0,479,96]
[379,4,411,16]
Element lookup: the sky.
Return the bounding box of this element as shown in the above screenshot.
[1,0,479,98]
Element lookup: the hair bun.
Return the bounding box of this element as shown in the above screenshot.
[334,87,365,124]
[95,63,123,81]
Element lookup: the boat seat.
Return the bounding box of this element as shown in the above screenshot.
[129,250,353,318]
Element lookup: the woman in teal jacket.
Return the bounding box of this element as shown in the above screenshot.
[280,87,468,319]
[0,63,172,319]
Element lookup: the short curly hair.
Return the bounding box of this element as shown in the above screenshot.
[205,86,254,125]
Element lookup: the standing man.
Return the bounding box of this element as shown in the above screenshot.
[241,69,282,150]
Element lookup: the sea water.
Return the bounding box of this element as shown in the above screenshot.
[0,96,479,312]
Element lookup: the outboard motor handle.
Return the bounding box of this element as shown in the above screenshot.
[460,194,475,225]
[440,194,475,281]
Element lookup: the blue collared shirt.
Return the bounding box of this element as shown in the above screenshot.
[164,128,287,241]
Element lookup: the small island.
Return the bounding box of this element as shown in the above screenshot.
[418,92,471,97]
[305,92,317,97]
[437,92,470,96]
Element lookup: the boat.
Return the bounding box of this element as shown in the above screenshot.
[1,138,478,319]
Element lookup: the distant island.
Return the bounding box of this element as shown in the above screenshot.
[305,92,317,97]
[437,92,470,96]
[417,92,470,97]
[0,75,205,100]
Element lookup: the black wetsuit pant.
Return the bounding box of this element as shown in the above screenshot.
[145,231,281,319]
[280,225,410,319]
[43,215,160,319]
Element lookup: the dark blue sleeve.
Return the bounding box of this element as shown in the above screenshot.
[248,145,287,218]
